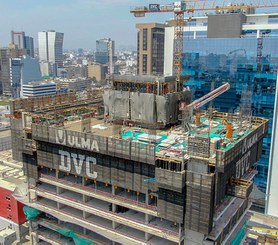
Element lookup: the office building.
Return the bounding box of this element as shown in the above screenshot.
[11,31,35,58]
[164,12,278,196]
[38,30,64,70]
[95,38,115,76]
[136,23,165,75]
[24,36,34,58]
[87,62,108,81]
[266,73,278,217]
[20,56,42,85]
[9,58,22,98]
[22,81,56,97]
[11,31,25,49]
[0,44,26,96]
[64,64,88,79]
[9,56,42,98]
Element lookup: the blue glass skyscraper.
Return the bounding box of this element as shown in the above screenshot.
[164,12,278,194]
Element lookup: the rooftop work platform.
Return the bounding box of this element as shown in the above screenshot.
[58,110,268,164]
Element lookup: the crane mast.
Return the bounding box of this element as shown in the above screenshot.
[173,3,185,92]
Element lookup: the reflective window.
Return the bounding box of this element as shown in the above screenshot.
[183,37,278,191]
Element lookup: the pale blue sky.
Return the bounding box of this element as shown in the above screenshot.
[0,0,171,50]
[0,0,277,50]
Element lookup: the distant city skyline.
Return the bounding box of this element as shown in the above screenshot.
[0,1,276,50]
[0,0,172,50]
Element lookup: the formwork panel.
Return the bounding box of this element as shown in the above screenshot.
[130,92,156,124]
[103,90,130,119]
[130,142,155,165]
[108,138,130,159]
[157,200,184,223]
[188,136,210,158]
[185,171,215,235]
[156,168,185,192]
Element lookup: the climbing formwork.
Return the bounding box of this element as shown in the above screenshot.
[9,87,269,245]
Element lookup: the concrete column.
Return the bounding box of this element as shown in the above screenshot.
[112,221,119,229]
[83,227,87,235]
[145,232,152,241]
[145,192,151,223]
[145,214,151,223]
[145,192,149,205]
[57,202,65,209]
[112,186,121,213]
[32,233,39,245]
[180,238,185,245]
[29,221,39,245]
[112,186,121,195]
[83,194,90,203]
[83,211,90,219]
[56,186,63,194]
[82,177,90,202]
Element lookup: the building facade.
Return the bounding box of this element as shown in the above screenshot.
[266,73,278,217]
[137,23,165,76]
[0,155,27,242]
[95,38,115,65]
[20,56,42,85]
[9,56,42,98]
[22,81,56,97]
[38,30,64,70]
[11,31,35,58]
[24,36,34,58]
[164,12,278,195]
[9,58,22,98]
[87,62,108,82]
[11,31,25,49]
[0,44,27,96]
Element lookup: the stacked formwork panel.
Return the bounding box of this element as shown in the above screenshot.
[10,118,24,161]
[215,119,268,204]
[22,152,38,182]
[11,116,39,182]
[156,168,186,224]
[103,89,191,127]
[188,136,210,159]
[10,92,78,114]
[226,178,253,199]
[32,124,157,195]
[185,171,215,235]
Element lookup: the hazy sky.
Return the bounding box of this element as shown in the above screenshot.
[0,0,172,50]
[1,0,277,50]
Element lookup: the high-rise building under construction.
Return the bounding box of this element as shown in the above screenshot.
[10,73,268,244]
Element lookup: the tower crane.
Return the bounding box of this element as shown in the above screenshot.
[130,0,278,92]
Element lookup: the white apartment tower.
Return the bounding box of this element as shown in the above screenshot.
[38,30,64,68]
